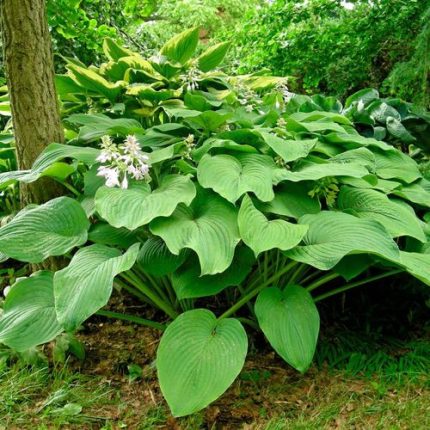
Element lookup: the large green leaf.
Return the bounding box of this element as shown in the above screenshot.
[255,286,319,373]
[54,243,140,332]
[238,195,308,256]
[150,188,240,275]
[0,143,100,187]
[0,197,89,263]
[259,132,317,162]
[197,42,230,72]
[172,246,255,299]
[285,211,400,270]
[0,272,63,351]
[88,223,139,248]
[259,182,321,219]
[157,309,248,417]
[198,153,283,203]
[399,252,430,286]
[275,159,369,182]
[392,179,430,208]
[95,175,196,230]
[338,186,426,242]
[373,150,421,183]
[137,236,188,277]
[160,27,200,65]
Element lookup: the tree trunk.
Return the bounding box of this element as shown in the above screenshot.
[0,0,64,206]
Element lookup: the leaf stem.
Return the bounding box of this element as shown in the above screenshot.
[96,310,166,330]
[306,272,340,292]
[312,269,403,302]
[219,260,298,320]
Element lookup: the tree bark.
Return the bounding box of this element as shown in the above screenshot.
[0,0,64,206]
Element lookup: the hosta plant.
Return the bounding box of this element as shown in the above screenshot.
[1,30,430,417]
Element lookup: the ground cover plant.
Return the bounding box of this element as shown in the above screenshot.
[0,29,430,417]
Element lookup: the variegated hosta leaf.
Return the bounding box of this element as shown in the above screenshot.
[338,186,426,242]
[0,197,89,263]
[0,271,63,351]
[54,243,140,332]
[238,195,308,256]
[197,41,230,72]
[255,286,319,373]
[259,182,321,219]
[150,188,240,275]
[258,131,317,162]
[172,246,255,299]
[160,27,200,65]
[284,211,400,270]
[0,143,100,188]
[157,309,248,417]
[95,175,196,230]
[197,153,284,203]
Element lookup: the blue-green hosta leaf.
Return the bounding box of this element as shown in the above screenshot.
[0,143,100,187]
[400,252,430,285]
[0,197,89,263]
[95,175,196,230]
[386,117,416,143]
[338,186,426,242]
[238,195,308,256]
[255,286,319,373]
[285,211,400,270]
[275,159,369,183]
[0,272,63,351]
[172,246,255,299]
[160,27,200,65]
[137,236,188,277]
[373,149,421,183]
[259,132,317,163]
[198,153,284,203]
[150,188,240,275]
[345,88,379,108]
[197,42,230,72]
[54,243,140,332]
[157,309,247,417]
[259,182,321,219]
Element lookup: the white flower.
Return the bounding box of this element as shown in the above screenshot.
[97,166,120,188]
[245,104,254,113]
[121,175,129,189]
[96,135,151,189]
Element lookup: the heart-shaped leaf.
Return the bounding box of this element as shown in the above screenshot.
[150,188,240,275]
[157,309,248,417]
[338,186,425,242]
[198,153,283,203]
[54,243,140,331]
[255,286,319,372]
[0,272,63,351]
[238,195,308,256]
[285,211,400,270]
[95,175,196,230]
[0,197,89,263]
[172,246,255,299]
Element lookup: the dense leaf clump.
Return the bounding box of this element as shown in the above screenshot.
[1,29,430,416]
